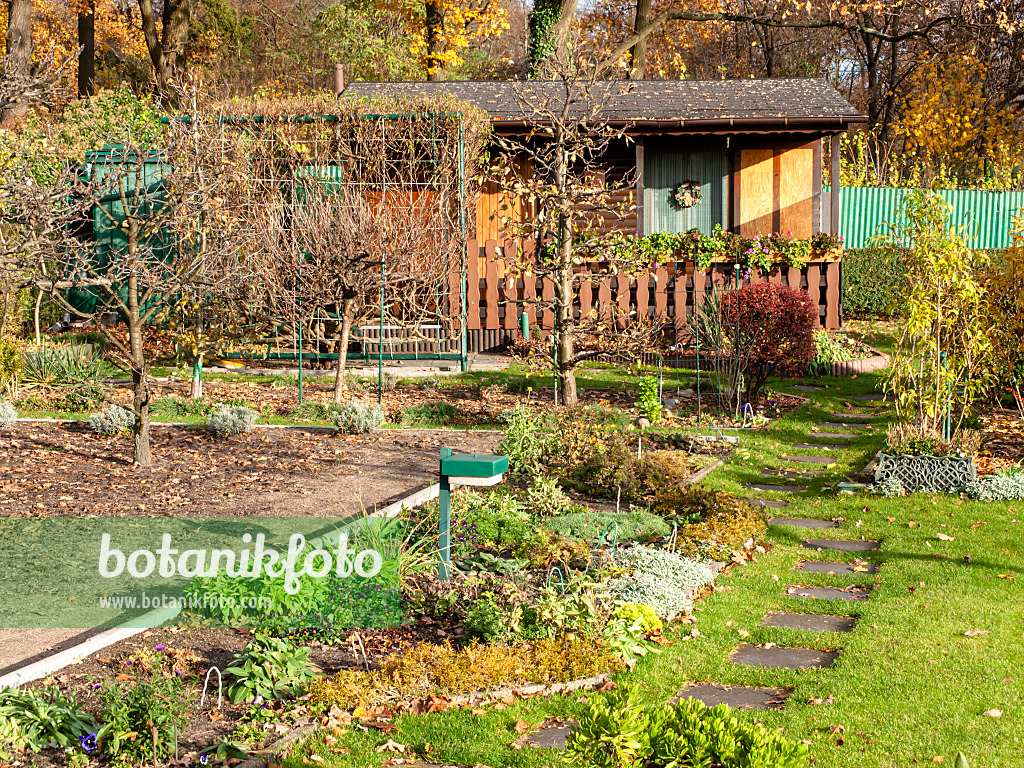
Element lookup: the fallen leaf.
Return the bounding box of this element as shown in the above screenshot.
[374,740,406,754]
[471,709,487,716]
[982,709,1003,718]
[513,720,531,735]
[964,630,990,637]
[936,533,955,541]
[307,755,324,763]
[932,757,944,763]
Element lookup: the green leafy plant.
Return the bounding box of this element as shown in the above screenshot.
[545,509,671,544]
[635,375,662,423]
[842,246,912,319]
[208,404,258,436]
[608,544,717,619]
[0,686,96,756]
[522,475,574,516]
[0,336,22,398]
[653,486,768,560]
[224,634,318,703]
[613,602,663,634]
[96,659,191,764]
[332,399,385,433]
[0,399,16,430]
[89,404,135,435]
[20,344,112,388]
[401,400,461,427]
[808,329,852,377]
[150,396,215,420]
[878,191,991,440]
[962,466,1024,501]
[567,683,809,768]
[512,526,589,568]
[601,614,662,665]
[451,489,531,554]
[498,405,548,474]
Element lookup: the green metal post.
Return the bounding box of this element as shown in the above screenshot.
[521,312,529,340]
[458,121,469,373]
[439,447,453,580]
[192,358,202,398]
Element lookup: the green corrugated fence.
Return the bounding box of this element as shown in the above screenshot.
[826,186,1024,249]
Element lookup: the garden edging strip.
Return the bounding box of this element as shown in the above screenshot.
[0,602,181,689]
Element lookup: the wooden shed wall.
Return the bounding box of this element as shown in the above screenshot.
[735,140,820,237]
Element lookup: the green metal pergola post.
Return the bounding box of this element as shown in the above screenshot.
[458,121,469,373]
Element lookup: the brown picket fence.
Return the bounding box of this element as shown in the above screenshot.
[462,239,842,353]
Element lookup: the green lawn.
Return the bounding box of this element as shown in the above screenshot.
[278,367,1023,768]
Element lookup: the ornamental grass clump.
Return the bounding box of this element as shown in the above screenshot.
[608,545,716,619]
[89,404,135,435]
[0,399,16,430]
[208,404,257,437]
[331,399,384,434]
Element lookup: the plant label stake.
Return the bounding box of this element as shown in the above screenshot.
[200,666,223,710]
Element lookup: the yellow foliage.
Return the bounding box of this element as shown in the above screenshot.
[984,216,1024,376]
[386,0,510,75]
[309,635,622,710]
[898,54,1024,181]
[0,0,149,92]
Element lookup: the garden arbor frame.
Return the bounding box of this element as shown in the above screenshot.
[168,105,476,384]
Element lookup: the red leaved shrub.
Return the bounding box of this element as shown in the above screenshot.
[719,282,817,405]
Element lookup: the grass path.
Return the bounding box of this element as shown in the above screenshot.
[283,371,1023,768]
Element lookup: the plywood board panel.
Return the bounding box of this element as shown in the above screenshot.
[779,147,814,238]
[739,149,774,237]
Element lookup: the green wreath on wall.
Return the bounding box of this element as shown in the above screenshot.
[672,181,702,208]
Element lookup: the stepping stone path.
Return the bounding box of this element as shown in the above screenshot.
[813,432,859,439]
[730,643,840,670]
[802,538,881,552]
[745,483,807,492]
[768,517,838,529]
[745,498,791,509]
[781,455,836,464]
[761,467,825,478]
[830,412,881,420]
[793,443,838,450]
[786,584,872,601]
[762,611,857,633]
[672,683,789,710]
[797,559,879,574]
[851,393,892,401]
[524,720,578,750]
[819,422,870,430]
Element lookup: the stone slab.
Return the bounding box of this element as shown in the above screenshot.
[526,721,578,749]
[787,585,872,601]
[745,483,807,493]
[790,385,824,391]
[672,683,789,710]
[745,498,792,509]
[813,432,859,439]
[793,443,838,450]
[850,393,892,401]
[830,412,882,420]
[762,611,857,633]
[797,559,879,574]
[769,517,838,529]
[782,455,837,464]
[819,422,870,430]
[730,643,840,670]
[801,539,881,552]
[761,467,826,477]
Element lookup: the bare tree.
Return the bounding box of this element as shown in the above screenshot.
[12,114,257,465]
[138,0,191,104]
[485,66,661,406]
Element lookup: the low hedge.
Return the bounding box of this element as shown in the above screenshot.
[842,246,912,319]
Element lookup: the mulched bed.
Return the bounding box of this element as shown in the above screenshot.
[0,424,500,517]
[976,409,1024,475]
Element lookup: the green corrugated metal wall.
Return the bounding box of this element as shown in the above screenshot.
[644,141,728,235]
[826,186,1024,249]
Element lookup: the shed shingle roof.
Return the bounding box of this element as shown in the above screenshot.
[343,78,865,127]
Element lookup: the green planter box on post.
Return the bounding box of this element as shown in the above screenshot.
[438,449,508,579]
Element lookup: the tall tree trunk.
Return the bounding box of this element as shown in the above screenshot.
[628,0,652,80]
[126,223,153,467]
[78,0,96,98]
[528,0,578,75]
[332,296,355,404]
[425,0,445,81]
[138,0,191,104]
[1,0,32,127]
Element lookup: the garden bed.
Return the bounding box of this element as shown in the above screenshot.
[0,423,499,517]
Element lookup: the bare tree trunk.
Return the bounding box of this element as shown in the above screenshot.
[33,288,41,344]
[1,0,32,126]
[332,296,355,404]
[628,0,652,79]
[0,290,9,335]
[425,0,446,81]
[138,0,191,104]
[78,0,96,98]
[126,222,152,466]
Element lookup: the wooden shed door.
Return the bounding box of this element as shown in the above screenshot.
[643,141,728,235]
[737,144,815,238]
